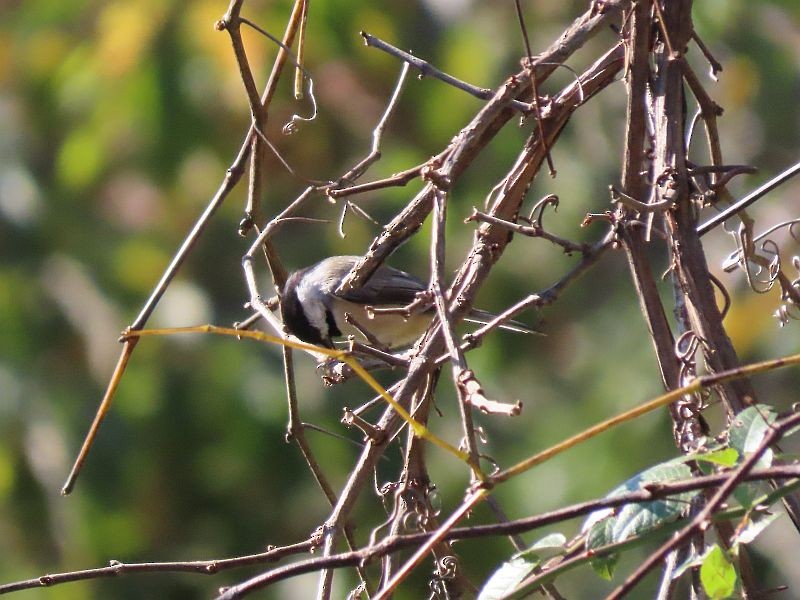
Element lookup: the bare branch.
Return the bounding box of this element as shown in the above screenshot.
[360,31,532,113]
[697,161,800,236]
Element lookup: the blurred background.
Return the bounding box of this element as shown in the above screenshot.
[1,0,799,597]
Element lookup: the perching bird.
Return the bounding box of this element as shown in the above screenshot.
[280,255,539,349]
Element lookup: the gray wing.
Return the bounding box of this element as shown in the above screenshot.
[335,261,425,305]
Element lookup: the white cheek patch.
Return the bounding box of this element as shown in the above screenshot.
[295,278,330,338]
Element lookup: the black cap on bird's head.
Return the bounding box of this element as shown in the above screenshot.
[281,268,323,346]
[280,267,340,348]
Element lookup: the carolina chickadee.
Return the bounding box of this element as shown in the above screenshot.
[280,255,538,349]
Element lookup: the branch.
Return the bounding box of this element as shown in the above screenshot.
[697,161,800,236]
[0,540,316,595]
[8,465,800,596]
[360,31,532,113]
[335,0,631,296]
[466,207,589,254]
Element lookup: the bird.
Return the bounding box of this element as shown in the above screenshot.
[280,255,539,349]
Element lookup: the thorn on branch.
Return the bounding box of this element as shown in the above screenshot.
[232,310,264,332]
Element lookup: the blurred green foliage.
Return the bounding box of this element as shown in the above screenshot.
[1,1,799,598]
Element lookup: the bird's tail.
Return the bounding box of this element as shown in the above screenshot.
[465,308,544,336]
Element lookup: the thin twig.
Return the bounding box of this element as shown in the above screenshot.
[337,62,411,184]
[651,0,677,58]
[240,0,308,239]
[697,161,800,236]
[217,4,263,126]
[60,0,311,493]
[373,489,489,600]
[251,124,329,185]
[514,0,556,176]
[466,207,588,254]
[349,340,409,369]
[360,32,532,113]
[490,350,800,485]
[429,189,482,472]
[691,31,723,77]
[0,540,317,595]
[327,165,424,199]
[456,233,613,359]
[293,0,309,99]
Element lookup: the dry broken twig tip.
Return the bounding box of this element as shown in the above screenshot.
[457,370,522,417]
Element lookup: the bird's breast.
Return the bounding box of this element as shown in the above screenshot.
[329,300,432,349]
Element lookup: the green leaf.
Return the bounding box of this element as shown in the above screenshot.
[700,544,737,599]
[477,557,536,600]
[731,479,768,510]
[586,518,618,580]
[728,405,777,468]
[693,448,739,467]
[590,552,618,581]
[610,490,687,543]
[727,405,777,507]
[584,459,698,545]
[528,532,567,550]
[586,516,614,549]
[514,532,567,560]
